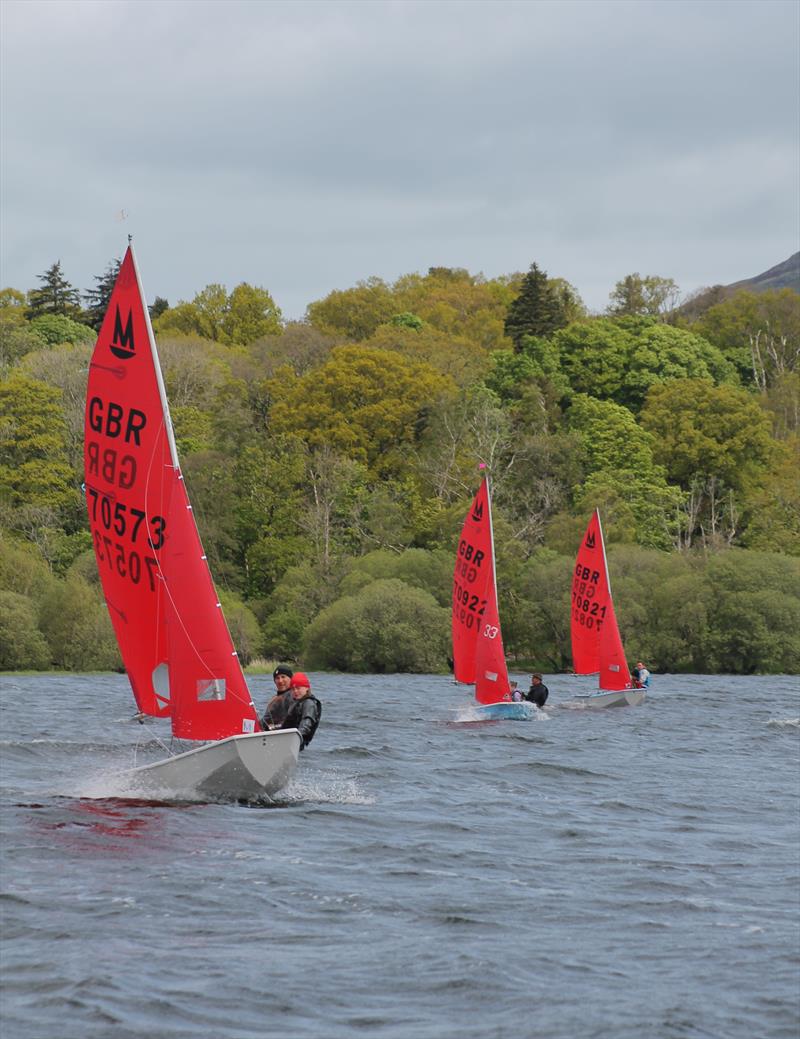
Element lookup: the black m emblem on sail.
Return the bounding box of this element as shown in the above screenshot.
[585,532,596,549]
[109,307,135,360]
[471,502,484,522]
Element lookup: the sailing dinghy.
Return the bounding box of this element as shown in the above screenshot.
[452,475,535,720]
[569,510,645,708]
[85,244,300,799]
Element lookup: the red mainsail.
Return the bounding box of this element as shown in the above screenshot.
[570,509,631,690]
[452,477,510,703]
[84,245,260,740]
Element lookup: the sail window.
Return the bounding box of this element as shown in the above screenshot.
[152,663,171,707]
[197,678,226,701]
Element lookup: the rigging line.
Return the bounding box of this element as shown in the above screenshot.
[142,418,256,713]
[140,412,169,680]
[132,718,172,766]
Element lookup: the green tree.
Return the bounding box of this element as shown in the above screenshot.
[607,273,679,318]
[0,372,78,516]
[218,590,264,664]
[553,319,633,402]
[261,558,344,660]
[761,372,800,440]
[29,314,94,346]
[223,283,282,344]
[390,311,424,331]
[149,296,170,320]
[364,322,486,387]
[702,552,800,673]
[414,385,513,506]
[306,277,395,340]
[20,342,93,472]
[83,257,122,330]
[0,533,57,602]
[393,267,516,351]
[233,437,311,598]
[0,591,51,669]
[0,312,47,367]
[640,379,775,491]
[27,261,82,318]
[38,576,121,670]
[303,578,450,672]
[155,283,281,345]
[568,394,683,548]
[695,289,800,388]
[504,549,572,670]
[268,345,456,479]
[552,318,735,411]
[623,321,736,409]
[738,437,800,555]
[504,262,569,349]
[338,548,452,607]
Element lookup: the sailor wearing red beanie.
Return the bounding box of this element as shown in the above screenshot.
[281,672,321,749]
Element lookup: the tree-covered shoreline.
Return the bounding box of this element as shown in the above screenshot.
[2,259,798,675]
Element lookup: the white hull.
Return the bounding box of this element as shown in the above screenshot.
[572,688,646,709]
[124,729,301,801]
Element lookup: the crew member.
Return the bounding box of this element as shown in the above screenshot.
[524,673,549,708]
[280,672,322,750]
[261,665,293,729]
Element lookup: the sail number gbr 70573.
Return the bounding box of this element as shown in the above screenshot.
[87,485,165,592]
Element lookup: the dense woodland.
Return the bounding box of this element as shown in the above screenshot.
[1,257,799,675]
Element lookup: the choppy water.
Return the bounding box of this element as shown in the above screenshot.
[1,672,798,1039]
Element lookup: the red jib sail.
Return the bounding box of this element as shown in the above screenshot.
[570,509,631,691]
[452,477,510,703]
[84,245,260,740]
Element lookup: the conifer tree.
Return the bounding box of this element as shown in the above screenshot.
[27,261,82,319]
[504,262,567,350]
[83,258,121,329]
[149,296,169,320]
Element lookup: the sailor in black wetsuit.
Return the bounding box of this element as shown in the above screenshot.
[279,672,322,750]
[524,673,549,708]
[261,664,293,729]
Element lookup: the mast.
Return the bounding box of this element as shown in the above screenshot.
[128,242,180,469]
[596,508,614,601]
[485,471,501,621]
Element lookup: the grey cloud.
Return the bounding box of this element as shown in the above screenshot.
[1,0,797,320]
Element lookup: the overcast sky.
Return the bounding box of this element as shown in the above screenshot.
[2,0,798,319]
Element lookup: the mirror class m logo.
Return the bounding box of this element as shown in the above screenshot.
[109,307,135,360]
[471,501,484,523]
[585,532,596,549]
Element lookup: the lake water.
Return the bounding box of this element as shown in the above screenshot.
[1,672,798,1039]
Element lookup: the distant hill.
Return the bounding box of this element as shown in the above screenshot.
[725,252,800,295]
[680,252,799,319]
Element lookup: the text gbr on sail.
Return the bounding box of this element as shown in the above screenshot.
[86,397,148,489]
[455,539,485,584]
